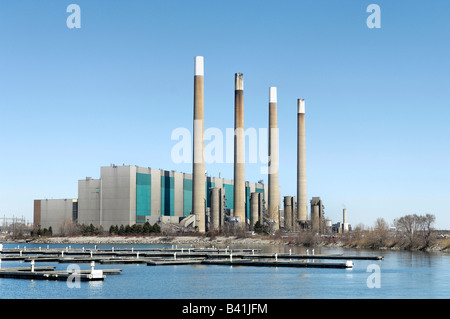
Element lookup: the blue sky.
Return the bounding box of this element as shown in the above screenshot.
[1,1,449,229]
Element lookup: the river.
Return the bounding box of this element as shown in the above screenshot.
[0,243,449,299]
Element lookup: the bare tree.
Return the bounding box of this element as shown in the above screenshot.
[59,217,79,236]
[395,214,436,249]
[371,217,390,248]
[418,214,436,247]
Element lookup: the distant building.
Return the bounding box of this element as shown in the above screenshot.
[34,165,268,234]
[332,222,352,233]
[34,198,77,232]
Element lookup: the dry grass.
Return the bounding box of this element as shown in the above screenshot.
[441,238,450,250]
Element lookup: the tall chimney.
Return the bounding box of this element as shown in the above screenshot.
[210,187,221,232]
[193,56,206,232]
[284,196,293,231]
[297,99,307,224]
[233,73,246,227]
[342,208,349,233]
[268,87,280,230]
[250,192,259,230]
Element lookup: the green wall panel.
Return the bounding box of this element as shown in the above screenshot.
[136,173,151,223]
[224,184,234,210]
[161,175,175,216]
[245,186,251,220]
[183,179,192,217]
[255,188,264,199]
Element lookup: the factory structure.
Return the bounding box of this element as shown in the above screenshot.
[34,165,267,233]
[34,56,351,235]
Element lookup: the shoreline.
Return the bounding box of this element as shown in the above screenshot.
[3,235,449,253]
[4,235,283,247]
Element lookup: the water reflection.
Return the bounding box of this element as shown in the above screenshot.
[88,280,103,298]
[1,243,449,298]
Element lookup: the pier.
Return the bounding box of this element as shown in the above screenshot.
[0,262,110,281]
[0,246,383,261]
[0,270,106,281]
[202,259,354,269]
[0,245,384,280]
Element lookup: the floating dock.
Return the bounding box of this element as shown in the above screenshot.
[0,270,105,281]
[147,259,204,266]
[0,246,383,261]
[201,259,354,269]
[0,245,384,277]
[0,264,108,281]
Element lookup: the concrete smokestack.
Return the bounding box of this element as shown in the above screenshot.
[297,99,307,224]
[342,208,349,233]
[193,56,206,232]
[284,196,293,231]
[291,196,296,230]
[233,73,246,227]
[258,192,264,224]
[268,87,280,229]
[250,192,259,230]
[311,203,320,232]
[310,197,322,233]
[210,187,221,232]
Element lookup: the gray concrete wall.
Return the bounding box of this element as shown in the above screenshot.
[77,178,101,227]
[174,171,184,217]
[211,177,223,190]
[150,168,161,217]
[100,165,136,229]
[39,199,76,234]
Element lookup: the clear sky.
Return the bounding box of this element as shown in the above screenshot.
[1,1,449,229]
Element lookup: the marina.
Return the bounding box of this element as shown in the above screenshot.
[0,245,383,281]
[0,243,448,299]
[0,246,383,261]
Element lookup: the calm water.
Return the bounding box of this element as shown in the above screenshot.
[0,243,449,299]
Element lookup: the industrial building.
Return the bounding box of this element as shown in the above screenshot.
[34,165,268,234]
[34,198,78,232]
[34,55,352,235]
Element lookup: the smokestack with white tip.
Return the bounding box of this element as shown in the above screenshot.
[268,87,280,230]
[193,56,206,232]
[233,73,245,227]
[297,98,307,224]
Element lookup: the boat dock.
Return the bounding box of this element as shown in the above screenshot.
[0,246,383,261]
[0,245,383,280]
[202,259,354,269]
[0,262,112,281]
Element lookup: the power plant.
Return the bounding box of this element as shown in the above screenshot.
[34,56,351,235]
[34,165,267,234]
